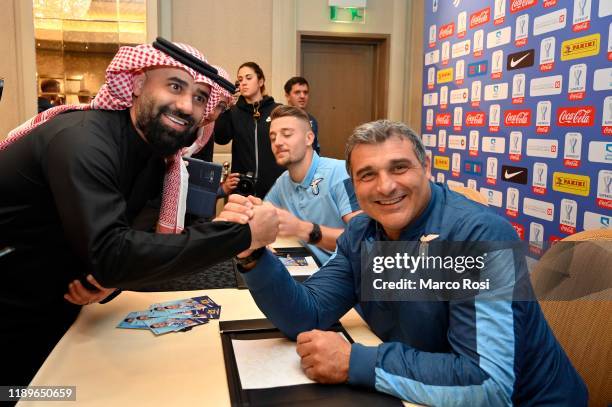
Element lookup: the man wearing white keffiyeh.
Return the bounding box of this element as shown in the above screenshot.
[0,41,278,387]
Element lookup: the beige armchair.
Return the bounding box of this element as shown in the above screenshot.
[531,229,612,406]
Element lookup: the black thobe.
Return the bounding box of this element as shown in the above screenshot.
[0,110,250,386]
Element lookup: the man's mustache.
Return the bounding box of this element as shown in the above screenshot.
[158,105,196,127]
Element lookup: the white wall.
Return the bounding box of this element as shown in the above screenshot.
[0,0,37,139]
[271,0,409,121]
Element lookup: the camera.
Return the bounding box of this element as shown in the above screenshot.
[236,172,257,196]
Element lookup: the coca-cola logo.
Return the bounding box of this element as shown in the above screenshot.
[470,7,490,29]
[465,112,485,126]
[504,110,532,126]
[436,113,451,126]
[439,23,454,40]
[556,106,595,126]
[510,0,537,13]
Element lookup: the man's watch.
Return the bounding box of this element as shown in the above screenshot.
[308,223,322,244]
[234,247,266,271]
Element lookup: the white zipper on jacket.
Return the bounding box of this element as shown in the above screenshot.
[254,121,259,181]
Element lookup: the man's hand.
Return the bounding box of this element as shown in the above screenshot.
[64,274,117,306]
[296,329,351,384]
[214,194,255,224]
[221,173,240,195]
[248,202,279,250]
[276,208,310,240]
[215,194,278,257]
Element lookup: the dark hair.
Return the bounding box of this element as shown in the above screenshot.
[270,105,311,127]
[41,79,60,93]
[283,76,309,94]
[345,120,427,177]
[238,62,266,94]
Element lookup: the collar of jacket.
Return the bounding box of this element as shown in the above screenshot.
[236,95,276,113]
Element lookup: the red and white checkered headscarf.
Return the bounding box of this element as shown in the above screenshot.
[182,66,232,157]
[1,42,219,234]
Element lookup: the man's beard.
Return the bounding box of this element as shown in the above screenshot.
[136,100,199,157]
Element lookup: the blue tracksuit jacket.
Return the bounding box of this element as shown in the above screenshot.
[243,182,587,406]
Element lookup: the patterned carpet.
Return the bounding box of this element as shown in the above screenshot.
[137,260,238,291]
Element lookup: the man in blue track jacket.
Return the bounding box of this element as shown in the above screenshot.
[222,120,587,406]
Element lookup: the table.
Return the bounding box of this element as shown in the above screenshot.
[21,288,416,406]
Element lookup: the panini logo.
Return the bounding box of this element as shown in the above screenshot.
[437,68,454,84]
[561,34,600,61]
[470,7,490,29]
[439,23,455,40]
[504,109,531,126]
[434,156,450,170]
[557,106,595,126]
[552,172,590,196]
[511,0,537,13]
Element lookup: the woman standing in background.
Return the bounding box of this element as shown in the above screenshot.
[214,62,283,197]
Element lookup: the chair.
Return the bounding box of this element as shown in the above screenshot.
[447,184,489,206]
[530,229,612,407]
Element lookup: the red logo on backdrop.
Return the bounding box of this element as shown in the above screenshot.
[543,0,556,7]
[557,106,595,127]
[511,222,525,240]
[470,7,490,29]
[439,23,454,40]
[465,112,486,126]
[573,21,590,32]
[511,0,537,13]
[568,91,585,101]
[598,197,612,209]
[540,62,554,72]
[436,113,451,126]
[504,110,532,126]
[560,224,576,235]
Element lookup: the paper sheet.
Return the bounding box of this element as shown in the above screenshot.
[286,256,319,276]
[231,338,315,389]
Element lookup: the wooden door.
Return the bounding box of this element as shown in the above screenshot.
[301,36,388,160]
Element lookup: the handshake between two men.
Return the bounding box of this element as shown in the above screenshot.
[214,194,280,261]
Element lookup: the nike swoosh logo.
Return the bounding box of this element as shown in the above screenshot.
[505,170,524,179]
[510,53,530,68]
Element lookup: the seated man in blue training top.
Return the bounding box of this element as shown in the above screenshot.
[220,120,587,406]
[265,105,361,265]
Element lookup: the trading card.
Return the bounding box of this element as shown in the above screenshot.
[279,255,308,267]
[149,298,205,314]
[117,311,154,329]
[190,295,220,309]
[203,306,221,319]
[145,316,208,335]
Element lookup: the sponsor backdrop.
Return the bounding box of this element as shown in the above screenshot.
[422,0,611,255]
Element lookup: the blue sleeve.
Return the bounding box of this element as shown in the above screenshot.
[329,172,360,218]
[349,247,516,406]
[263,180,282,207]
[242,235,357,339]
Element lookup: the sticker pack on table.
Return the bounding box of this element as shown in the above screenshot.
[117,295,221,335]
